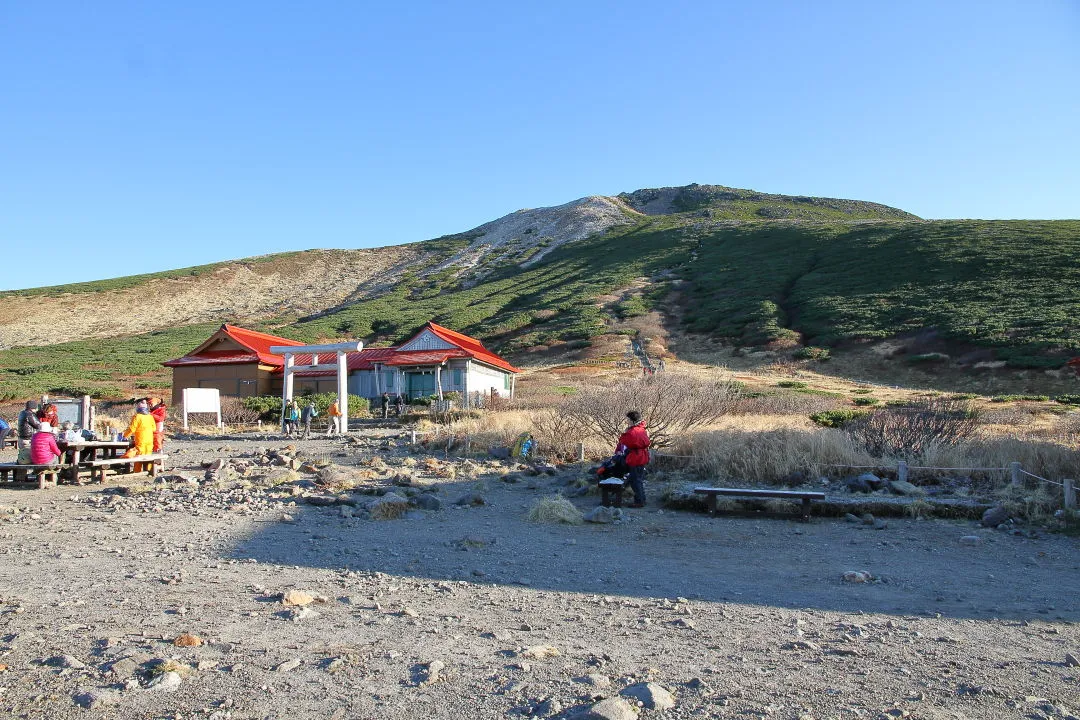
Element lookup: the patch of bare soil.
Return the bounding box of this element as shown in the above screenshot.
[1,430,1078,719]
[0,248,418,349]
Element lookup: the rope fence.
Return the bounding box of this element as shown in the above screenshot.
[405,431,1078,512]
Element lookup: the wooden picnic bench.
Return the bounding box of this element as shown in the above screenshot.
[0,463,70,489]
[87,454,168,483]
[694,487,827,521]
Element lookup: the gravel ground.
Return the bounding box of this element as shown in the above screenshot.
[1,431,1078,720]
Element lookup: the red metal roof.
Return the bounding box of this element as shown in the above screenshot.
[163,323,520,375]
[162,350,260,367]
[293,347,399,376]
[163,324,304,369]
[383,350,464,367]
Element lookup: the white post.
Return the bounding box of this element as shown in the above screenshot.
[510,373,516,400]
[578,443,586,462]
[1065,479,1076,510]
[897,460,908,484]
[337,351,349,435]
[1010,461,1022,486]
[281,353,294,432]
[435,365,444,401]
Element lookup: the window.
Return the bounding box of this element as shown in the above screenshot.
[453,369,463,387]
[504,373,511,390]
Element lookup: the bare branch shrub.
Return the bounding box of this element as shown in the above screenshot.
[220,396,260,425]
[532,408,585,460]
[846,398,979,459]
[560,374,742,448]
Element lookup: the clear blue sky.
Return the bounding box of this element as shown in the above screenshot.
[1,1,1077,290]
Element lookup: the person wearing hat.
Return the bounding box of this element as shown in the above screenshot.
[145,397,168,452]
[17,400,41,450]
[30,422,63,466]
[616,410,652,508]
[121,403,156,472]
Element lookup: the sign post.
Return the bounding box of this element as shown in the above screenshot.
[182,388,222,430]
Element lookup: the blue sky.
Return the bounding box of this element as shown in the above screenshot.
[1,1,1077,290]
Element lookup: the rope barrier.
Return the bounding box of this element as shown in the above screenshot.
[1020,468,1065,488]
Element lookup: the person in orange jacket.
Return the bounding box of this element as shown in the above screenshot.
[326,400,343,436]
[616,410,651,508]
[122,402,157,472]
[145,397,167,452]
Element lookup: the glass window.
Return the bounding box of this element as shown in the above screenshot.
[453,369,463,386]
[504,373,511,390]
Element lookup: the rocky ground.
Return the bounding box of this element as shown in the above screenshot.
[1,429,1078,720]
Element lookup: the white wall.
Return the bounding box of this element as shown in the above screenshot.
[468,362,512,398]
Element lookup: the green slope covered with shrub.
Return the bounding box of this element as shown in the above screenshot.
[1,184,1078,398]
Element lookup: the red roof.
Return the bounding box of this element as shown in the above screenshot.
[162,350,260,367]
[163,324,304,369]
[164,322,520,375]
[293,347,399,376]
[383,350,464,367]
[418,322,521,372]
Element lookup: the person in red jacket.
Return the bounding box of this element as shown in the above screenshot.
[617,410,651,508]
[145,397,167,452]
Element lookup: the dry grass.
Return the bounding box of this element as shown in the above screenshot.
[525,496,584,525]
[369,495,410,520]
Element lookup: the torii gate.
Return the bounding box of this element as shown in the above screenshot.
[270,341,363,434]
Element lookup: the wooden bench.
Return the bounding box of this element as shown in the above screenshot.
[599,478,626,507]
[694,487,827,521]
[0,463,70,489]
[87,454,167,483]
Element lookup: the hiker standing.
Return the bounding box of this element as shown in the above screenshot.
[395,394,405,416]
[300,401,317,438]
[616,410,651,508]
[147,397,167,452]
[326,399,343,435]
[381,392,390,419]
[284,400,300,436]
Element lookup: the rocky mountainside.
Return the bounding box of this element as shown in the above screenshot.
[1,183,1077,399]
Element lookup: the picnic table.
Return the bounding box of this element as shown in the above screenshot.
[62,440,131,483]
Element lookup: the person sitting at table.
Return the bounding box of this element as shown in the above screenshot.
[17,400,41,450]
[57,421,81,445]
[38,403,59,431]
[30,422,63,466]
[0,414,10,451]
[122,404,156,472]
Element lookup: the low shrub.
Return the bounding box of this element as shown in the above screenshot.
[908,353,950,364]
[1054,394,1080,405]
[852,388,873,394]
[852,397,881,406]
[990,394,1050,403]
[776,380,807,389]
[809,409,869,428]
[793,346,830,361]
[846,398,979,458]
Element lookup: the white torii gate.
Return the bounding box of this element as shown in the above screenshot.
[271,341,363,434]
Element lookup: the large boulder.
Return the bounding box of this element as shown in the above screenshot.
[981,505,1010,528]
[888,480,924,496]
[574,697,638,720]
[620,682,676,710]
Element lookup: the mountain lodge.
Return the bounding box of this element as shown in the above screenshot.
[162,323,520,405]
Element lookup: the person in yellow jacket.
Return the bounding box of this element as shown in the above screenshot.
[326,400,343,436]
[122,402,156,472]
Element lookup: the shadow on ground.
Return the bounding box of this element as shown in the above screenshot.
[225,474,1080,623]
